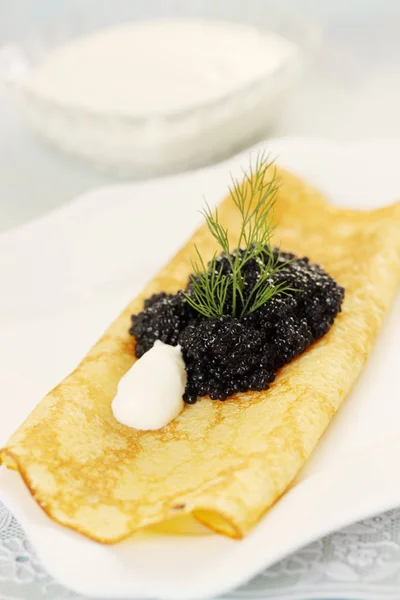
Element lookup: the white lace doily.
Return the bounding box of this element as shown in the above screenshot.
[1,501,400,600]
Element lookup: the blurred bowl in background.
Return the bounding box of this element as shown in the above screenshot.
[0,0,320,177]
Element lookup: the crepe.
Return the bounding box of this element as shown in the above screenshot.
[1,168,400,543]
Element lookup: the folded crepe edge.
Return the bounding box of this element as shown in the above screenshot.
[1,448,246,539]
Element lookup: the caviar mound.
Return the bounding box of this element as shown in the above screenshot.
[131,291,193,357]
[130,248,345,402]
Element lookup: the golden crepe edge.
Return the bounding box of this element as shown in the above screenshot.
[1,167,400,543]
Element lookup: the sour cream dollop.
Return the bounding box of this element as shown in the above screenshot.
[112,341,186,430]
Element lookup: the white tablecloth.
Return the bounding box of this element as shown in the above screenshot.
[2,500,400,600]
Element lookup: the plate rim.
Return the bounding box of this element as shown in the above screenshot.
[1,137,400,599]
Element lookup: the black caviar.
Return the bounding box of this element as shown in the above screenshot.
[130,248,344,403]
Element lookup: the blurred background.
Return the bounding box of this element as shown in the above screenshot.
[0,0,399,232]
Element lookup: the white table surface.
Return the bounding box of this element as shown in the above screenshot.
[0,0,400,233]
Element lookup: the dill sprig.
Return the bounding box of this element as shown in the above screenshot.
[183,153,293,319]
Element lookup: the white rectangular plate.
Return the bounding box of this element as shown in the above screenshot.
[0,139,399,599]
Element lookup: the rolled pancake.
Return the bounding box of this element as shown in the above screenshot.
[1,168,400,542]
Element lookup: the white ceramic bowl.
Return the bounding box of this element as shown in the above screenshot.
[0,1,319,177]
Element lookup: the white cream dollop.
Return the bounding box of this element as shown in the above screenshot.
[112,341,186,430]
[27,20,298,115]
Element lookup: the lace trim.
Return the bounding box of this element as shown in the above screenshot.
[2,500,400,599]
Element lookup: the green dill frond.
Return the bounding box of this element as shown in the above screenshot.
[183,153,293,319]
